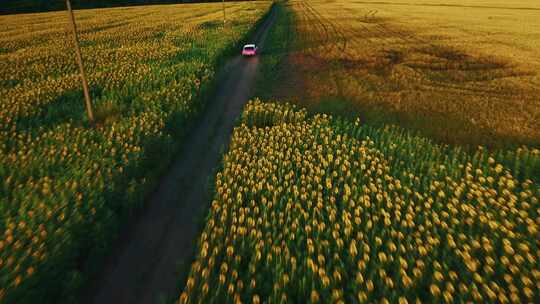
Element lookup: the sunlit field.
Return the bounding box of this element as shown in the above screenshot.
[179,100,540,303]
[262,0,540,147]
[0,2,270,302]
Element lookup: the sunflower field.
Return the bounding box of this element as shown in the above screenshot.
[179,100,540,303]
[0,2,271,303]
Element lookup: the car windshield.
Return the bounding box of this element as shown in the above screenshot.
[244,46,255,51]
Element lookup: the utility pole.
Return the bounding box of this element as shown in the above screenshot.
[66,0,94,123]
[222,0,226,26]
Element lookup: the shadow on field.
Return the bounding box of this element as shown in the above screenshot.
[13,89,89,130]
[13,86,133,131]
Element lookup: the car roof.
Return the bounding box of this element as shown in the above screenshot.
[244,44,256,48]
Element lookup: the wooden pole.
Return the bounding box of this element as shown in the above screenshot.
[66,0,94,123]
[222,0,226,26]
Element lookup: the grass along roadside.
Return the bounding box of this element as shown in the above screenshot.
[254,1,298,102]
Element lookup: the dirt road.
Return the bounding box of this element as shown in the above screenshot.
[89,8,277,304]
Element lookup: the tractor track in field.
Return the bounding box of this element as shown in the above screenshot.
[292,0,534,100]
[296,0,345,54]
[85,7,277,304]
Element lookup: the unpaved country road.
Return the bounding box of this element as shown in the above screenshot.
[89,8,277,304]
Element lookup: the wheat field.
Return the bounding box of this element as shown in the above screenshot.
[268,0,540,147]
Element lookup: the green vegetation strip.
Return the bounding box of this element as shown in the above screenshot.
[254,2,295,99]
[179,99,540,303]
[0,2,271,303]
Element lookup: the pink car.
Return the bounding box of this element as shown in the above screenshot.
[242,44,258,56]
